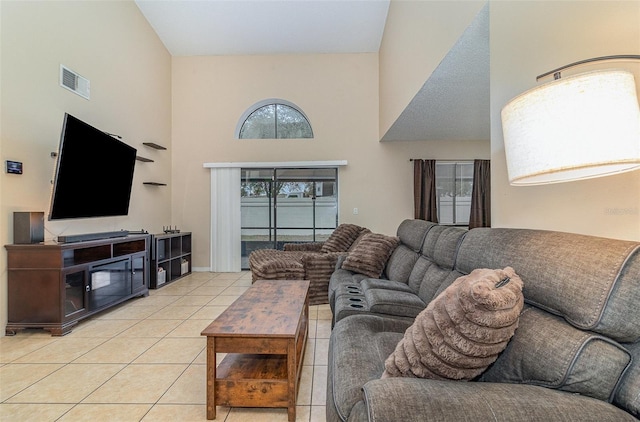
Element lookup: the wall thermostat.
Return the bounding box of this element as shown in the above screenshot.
[6,160,23,174]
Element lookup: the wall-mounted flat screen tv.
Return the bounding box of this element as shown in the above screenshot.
[49,113,137,220]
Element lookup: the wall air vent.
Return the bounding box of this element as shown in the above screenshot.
[60,65,90,100]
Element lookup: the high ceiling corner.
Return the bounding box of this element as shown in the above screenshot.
[381,3,490,142]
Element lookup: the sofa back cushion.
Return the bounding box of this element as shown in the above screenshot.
[481,306,631,403]
[383,220,436,284]
[456,228,640,343]
[411,226,467,303]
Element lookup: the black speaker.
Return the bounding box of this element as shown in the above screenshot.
[13,212,44,244]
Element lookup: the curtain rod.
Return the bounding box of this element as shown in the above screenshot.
[409,159,475,162]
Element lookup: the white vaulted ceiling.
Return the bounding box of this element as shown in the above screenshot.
[134,0,489,142]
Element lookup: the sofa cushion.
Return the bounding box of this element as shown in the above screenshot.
[396,219,436,252]
[365,288,426,318]
[328,315,412,422]
[456,228,640,342]
[615,341,640,417]
[384,244,420,284]
[481,306,632,402]
[342,233,400,278]
[320,223,367,253]
[383,267,524,380]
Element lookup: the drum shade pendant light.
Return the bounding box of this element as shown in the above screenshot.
[501,56,640,186]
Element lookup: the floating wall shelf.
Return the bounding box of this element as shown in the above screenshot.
[143,182,167,186]
[143,142,166,150]
[136,156,154,162]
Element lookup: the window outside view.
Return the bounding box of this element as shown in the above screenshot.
[436,162,473,225]
[240,168,338,268]
[239,103,313,139]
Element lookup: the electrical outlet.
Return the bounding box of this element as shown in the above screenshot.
[353,208,359,215]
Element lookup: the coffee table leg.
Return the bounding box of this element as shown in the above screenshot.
[287,339,296,422]
[206,336,216,420]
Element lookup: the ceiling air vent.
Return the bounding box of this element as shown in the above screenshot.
[60,65,90,100]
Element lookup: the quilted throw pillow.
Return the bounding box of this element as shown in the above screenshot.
[341,233,400,278]
[383,267,524,380]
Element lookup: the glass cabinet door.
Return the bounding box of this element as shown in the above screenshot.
[64,270,87,318]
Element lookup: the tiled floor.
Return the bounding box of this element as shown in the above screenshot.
[0,272,331,421]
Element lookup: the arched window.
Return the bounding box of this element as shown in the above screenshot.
[236,99,313,139]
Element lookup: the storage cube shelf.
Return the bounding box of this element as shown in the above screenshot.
[150,232,191,288]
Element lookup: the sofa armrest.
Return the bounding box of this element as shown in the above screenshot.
[284,242,324,252]
[362,378,636,422]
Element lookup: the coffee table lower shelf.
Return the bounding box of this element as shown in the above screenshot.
[214,353,294,409]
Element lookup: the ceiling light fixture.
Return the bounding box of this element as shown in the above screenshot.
[501,55,640,186]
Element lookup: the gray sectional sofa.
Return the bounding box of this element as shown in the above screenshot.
[327,219,640,421]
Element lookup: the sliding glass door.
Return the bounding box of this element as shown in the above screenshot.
[240,168,338,269]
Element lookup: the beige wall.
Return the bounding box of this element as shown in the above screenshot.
[171,54,488,269]
[0,1,172,333]
[379,0,487,138]
[490,1,640,241]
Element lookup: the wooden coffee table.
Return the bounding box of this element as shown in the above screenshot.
[201,279,310,421]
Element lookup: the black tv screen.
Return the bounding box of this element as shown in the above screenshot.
[49,113,137,220]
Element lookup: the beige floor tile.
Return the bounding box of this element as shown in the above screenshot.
[207,295,239,306]
[158,364,205,404]
[0,403,73,421]
[171,295,215,306]
[188,305,227,320]
[308,306,319,320]
[188,286,227,296]
[314,339,329,366]
[199,278,235,288]
[69,318,139,338]
[232,278,252,286]
[82,364,187,404]
[117,319,183,338]
[0,336,57,363]
[147,306,201,320]
[225,407,290,421]
[303,339,316,367]
[7,363,124,403]
[152,285,198,296]
[297,365,314,406]
[184,271,217,281]
[73,337,160,363]
[142,403,229,421]
[0,363,63,401]
[13,337,108,364]
[129,294,181,307]
[317,306,333,321]
[308,319,318,339]
[166,319,212,338]
[310,405,327,422]
[220,285,249,296]
[96,304,162,320]
[57,403,152,421]
[315,320,332,339]
[311,365,328,406]
[133,337,205,364]
[213,272,246,281]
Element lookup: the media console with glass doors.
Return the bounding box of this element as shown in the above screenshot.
[4,234,150,336]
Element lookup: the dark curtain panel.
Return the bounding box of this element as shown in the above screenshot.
[469,159,491,229]
[413,159,438,222]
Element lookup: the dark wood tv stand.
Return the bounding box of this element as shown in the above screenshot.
[5,234,150,336]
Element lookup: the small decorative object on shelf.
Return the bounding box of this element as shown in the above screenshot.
[163,225,180,234]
